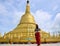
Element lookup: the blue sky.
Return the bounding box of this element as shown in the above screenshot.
[0,0,60,35]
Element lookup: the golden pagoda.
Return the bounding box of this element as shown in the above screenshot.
[0,33,2,38]
[3,0,36,43]
[0,0,60,43]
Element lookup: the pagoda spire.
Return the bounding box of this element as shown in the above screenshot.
[27,0,29,4]
[25,0,30,13]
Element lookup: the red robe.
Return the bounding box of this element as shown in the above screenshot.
[35,32,40,45]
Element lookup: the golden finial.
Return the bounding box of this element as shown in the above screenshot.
[25,0,30,13]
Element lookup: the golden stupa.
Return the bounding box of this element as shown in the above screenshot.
[0,0,60,43]
[3,0,36,43]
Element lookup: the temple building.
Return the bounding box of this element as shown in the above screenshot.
[0,0,60,43]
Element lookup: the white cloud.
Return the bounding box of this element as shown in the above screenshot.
[54,13,60,23]
[35,10,51,22]
[52,5,58,11]
[52,13,60,31]
[32,10,60,34]
[32,10,52,32]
